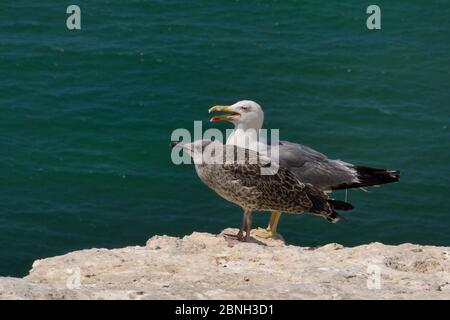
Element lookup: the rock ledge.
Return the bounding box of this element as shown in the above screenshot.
[1,230,449,299]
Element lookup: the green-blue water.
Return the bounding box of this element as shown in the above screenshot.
[1,1,449,277]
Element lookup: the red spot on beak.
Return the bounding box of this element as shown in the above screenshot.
[210,116,222,122]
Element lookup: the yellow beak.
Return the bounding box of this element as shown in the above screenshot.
[208,105,240,122]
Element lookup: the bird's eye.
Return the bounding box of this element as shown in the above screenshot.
[240,106,249,111]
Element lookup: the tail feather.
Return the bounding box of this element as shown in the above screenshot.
[326,210,341,223]
[324,199,354,223]
[327,199,354,211]
[333,166,400,190]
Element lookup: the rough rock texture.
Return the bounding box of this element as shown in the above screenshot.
[1,229,450,299]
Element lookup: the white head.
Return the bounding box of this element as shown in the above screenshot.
[208,100,264,130]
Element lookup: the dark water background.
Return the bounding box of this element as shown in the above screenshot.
[0,1,449,276]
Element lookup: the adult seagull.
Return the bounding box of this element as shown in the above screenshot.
[209,100,400,239]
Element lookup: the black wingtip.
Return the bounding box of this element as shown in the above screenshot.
[333,166,401,190]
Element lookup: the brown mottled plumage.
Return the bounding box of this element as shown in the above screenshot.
[174,140,349,241]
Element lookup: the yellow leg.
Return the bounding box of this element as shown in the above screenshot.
[267,211,282,235]
[252,211,283,239]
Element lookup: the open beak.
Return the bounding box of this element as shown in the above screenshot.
[208,105,240,122]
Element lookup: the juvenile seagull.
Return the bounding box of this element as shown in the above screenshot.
[172,140,352,241]
[209,100,400,238]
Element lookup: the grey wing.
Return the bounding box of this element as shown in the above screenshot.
[272,140,359,191]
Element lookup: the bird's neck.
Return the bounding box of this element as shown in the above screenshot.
[227,125,267,152]
[234,121,262,131]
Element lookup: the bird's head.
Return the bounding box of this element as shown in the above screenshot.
[171,139,214,163]
[208,100,264,130]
